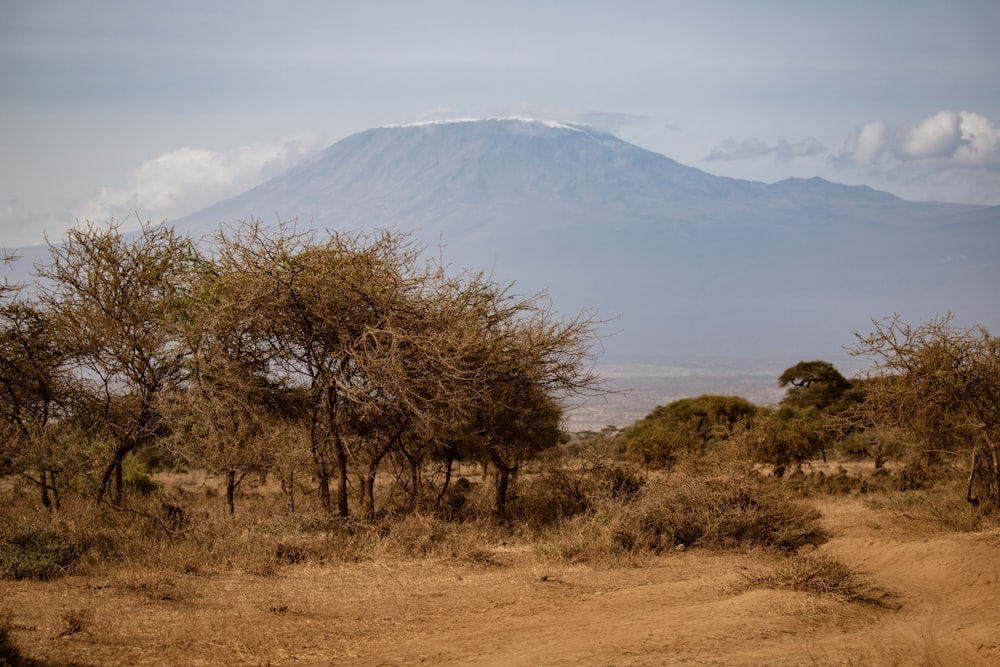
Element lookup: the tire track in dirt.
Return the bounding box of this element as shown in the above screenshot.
[823,529,1000,667]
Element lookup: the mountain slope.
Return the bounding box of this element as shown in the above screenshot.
[35,119,1000,363]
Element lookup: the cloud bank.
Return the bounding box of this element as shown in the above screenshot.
[704,110,1000,203]
[705,137,826,163]
[78,134,321,231]
[840,111,1000,169]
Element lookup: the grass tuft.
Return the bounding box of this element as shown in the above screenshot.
[737,552,892,605]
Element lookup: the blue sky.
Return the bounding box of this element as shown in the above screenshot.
[1,0,999,248]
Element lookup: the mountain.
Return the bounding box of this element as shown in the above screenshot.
[170,118,999,367]
[8,119,999,375]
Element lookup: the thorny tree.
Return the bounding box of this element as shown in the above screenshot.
[210,223,431,518]
[852,314,1000,511]
[0,286,78,508]
[209,222,602,518]
[37,221,195,506]
[163,249,303,514]
[432,275,601,515]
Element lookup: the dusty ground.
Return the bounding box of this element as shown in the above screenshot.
[4,495,999,666]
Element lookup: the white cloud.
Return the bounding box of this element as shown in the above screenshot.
[953,111,1000,168]
[839,111,1000,169]
[839,120,888,166]
[894,110,962,160]
[835,111,1000,204]
[78,134,322,229]
[705,137,826,162]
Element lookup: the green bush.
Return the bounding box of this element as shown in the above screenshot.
[0,527,83,580]
[123,458,161,496]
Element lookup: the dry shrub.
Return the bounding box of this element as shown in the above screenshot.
[737,552,891,605]
[513,450,646,531]
[371,512,506,560]
[543,467,826,563]
[865,481,999,533]
[782,459,940,499]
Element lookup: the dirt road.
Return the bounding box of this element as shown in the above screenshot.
[5,497,999,666]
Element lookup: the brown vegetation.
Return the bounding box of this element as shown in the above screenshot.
[1,462,999,666]
[3,223,1000,664]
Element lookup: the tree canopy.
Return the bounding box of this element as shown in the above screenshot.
[778,360,852,412]
[623,395,757,468]
[1,221,603,519]
[852,314,1000,510]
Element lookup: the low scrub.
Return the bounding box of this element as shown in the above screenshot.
[865,480,999,533]
[0,458,827,576]
[737,552,891,605]
[782,460,937,497]
[0,527,82,581]
[544,468,826,563]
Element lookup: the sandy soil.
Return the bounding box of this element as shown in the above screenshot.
[4,496,999,666]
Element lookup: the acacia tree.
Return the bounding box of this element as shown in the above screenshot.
[37,221,195,506]
[0,290,78,508]
[852,314,1000,510]
[199,222,602,520]
[210,223,431,517]
[778,360,852,412]
[748,408,828,476]
[436,279,601,515]
[163,252,304,514]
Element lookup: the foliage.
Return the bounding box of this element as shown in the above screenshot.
[778,360,852,411]
[36,221,195,506]
[0,290,78,509]
[743,407,834,476]
[622,395,757,468]
[0,527,82,580]
[546,453,826,562]
[852,313,1000,511]
[6,220,603,522]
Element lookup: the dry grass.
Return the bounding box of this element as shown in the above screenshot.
[1,457,827,581]
[2,458,1000,666]
[734,551,894,606]
[539,466,826,565]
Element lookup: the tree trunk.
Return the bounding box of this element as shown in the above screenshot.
[437,451,456,508]
[226,470,236,515]
[40,471,51,509]
[48,470,61,511]
[408,452,421,509]
[361,467,377,521]
[335,440,349,519]
[495,463,518,516]
[318,473,331,512]
[114,459,123,507]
